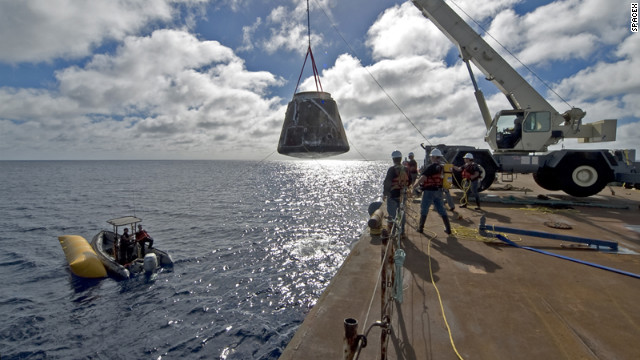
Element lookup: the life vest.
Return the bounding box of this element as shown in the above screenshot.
[136,230,150,242]
[462,163,479,180]
[391,165,409,190]
[421,165,443,189]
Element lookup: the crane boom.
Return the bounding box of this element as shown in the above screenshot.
[412,0,554,113]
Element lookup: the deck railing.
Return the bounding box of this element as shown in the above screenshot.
[344,191,407,360]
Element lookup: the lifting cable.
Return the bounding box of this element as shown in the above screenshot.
[311,0,432,146]
[294,0,323,95]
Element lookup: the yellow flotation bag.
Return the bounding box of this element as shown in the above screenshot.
[58,235,107,278]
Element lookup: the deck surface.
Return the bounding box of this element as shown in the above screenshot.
[280,175,640,360]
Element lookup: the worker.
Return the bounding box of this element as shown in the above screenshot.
[135,224,154,256]
[429,149,455,211]
[499,115,523,148]
[407,152,419,185]
[454,153,482,210]
[118,228,134,264]
[413,148,452,235]
[383,150,410,236]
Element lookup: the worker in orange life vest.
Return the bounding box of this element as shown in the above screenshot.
[383,150,410,235]
[454,153,482,210]
[136,224,154,256]
[413,149,451,235]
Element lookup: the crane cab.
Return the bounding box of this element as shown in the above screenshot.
[487,110,555,152]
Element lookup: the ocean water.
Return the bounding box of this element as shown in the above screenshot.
[0,160,388,359]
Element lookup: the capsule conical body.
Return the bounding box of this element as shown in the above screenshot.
[277,91,349,158]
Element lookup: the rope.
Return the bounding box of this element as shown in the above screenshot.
[406,205,464,358]
[423,230,465,359]
[459,179,470,206]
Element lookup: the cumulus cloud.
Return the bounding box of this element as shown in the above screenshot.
[240,0,337,56]
[485,0,627,66]
[365,2,451,61]
[0,29,285,159]
[0,0,175,63]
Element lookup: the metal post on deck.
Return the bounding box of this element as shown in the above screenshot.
[343,318,359,360]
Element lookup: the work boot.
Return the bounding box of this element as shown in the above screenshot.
[442,215,451,235]
[417,215,426,233]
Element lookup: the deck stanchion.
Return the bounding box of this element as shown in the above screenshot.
[343,318,359,360]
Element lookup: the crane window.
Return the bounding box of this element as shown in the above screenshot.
[524,112,551,132]
[496,113,523,134]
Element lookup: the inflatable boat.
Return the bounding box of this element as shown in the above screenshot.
[91,216,173,279]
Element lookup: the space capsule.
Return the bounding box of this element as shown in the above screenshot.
[277,91,349,158]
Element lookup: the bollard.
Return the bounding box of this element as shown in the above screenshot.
[368,208,385,236]
[368,208,385,229]
[343,318,359,360]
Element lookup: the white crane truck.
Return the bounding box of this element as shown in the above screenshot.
[411,0,640,197]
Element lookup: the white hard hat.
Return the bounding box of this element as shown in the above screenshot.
[463,153,474,159]
[391,150,402,159]
[430,149,443,157]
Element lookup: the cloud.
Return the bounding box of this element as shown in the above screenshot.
[241,0,338,56]
[0,29,285,159]
[0,0,182,63]
[365,2,451,61]
[485,0,627,66]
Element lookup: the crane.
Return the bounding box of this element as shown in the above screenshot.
[411,0,639,196]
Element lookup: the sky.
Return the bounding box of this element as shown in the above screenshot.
[0,0,638,161]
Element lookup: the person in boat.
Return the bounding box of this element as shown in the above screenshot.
[413,148,452,235]
[383,150,410,236]
[453,153,482,210]
[118,228,134,264]
[135,224,154,256]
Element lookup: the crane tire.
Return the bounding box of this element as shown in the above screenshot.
[560,155,612,197]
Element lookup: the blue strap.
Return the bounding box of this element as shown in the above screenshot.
[495,234,640,280]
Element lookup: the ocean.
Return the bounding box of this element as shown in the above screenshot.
[0,160,389,359]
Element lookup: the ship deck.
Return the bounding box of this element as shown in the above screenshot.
[280,174,640,359]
